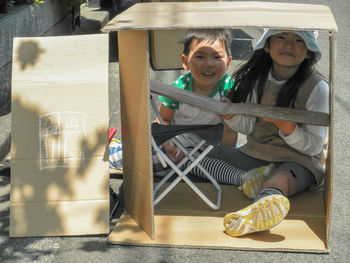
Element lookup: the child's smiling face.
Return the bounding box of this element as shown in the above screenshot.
[182,39,231,91]
[266,32,308,69]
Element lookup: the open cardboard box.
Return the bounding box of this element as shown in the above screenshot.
[102,2,337,252]
[9,34,110,237]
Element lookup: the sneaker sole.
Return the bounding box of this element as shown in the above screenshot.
[223,194,290,237]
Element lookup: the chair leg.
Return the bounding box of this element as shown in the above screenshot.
[153,139,222,210]
[109,188,119,220]
[153,139,205,196]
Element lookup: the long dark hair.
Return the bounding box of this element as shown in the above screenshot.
[228,44,317,108]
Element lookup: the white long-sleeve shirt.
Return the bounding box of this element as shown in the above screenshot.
[224,71,329,156]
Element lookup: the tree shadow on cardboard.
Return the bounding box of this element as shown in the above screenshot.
[15,40,45,70]
[2,99,110,260]
[0,169,63,261]
[0,30,123,259]
[10,96,109,234]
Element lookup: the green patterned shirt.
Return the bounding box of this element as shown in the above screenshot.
[159,73,233,110]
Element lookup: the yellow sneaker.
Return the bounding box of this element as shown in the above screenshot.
[223,194,290,237]
[240,164,275,199]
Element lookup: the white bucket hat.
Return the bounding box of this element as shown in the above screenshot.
[254,29,322,62]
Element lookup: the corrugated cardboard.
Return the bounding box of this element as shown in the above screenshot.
[10,34,110,237]
[109,184,327,252]
[150,30,185,70]
[102,2,337,252]
[148,0,220,70]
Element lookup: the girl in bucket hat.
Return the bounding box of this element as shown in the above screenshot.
[255,29,322,62]
[185,29,329,237]
[220,29,329,236]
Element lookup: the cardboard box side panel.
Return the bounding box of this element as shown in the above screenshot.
[10,200,109,237]
[11,35,109,161]
[118,30,153,238]
[10,157,109,203]
[324,145,332,249]
[324,32,336,248]
[323,111,332,249]
[10,34,110,237]
[102,2,337,32]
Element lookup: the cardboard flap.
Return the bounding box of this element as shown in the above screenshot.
[102,2,337,32]
[118,30,154,239]
[10,34,110,237]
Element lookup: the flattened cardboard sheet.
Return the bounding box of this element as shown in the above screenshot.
[10,34,110,237]
[118,30,154,238]
[109,184,327,253]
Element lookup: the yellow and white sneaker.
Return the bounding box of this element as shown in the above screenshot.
[240,164,275,199]
[223,194,290,237]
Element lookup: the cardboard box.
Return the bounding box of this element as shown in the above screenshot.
[102,2,337,252]
[10,34,110,237]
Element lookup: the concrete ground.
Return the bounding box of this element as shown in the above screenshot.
[1,0,350,262]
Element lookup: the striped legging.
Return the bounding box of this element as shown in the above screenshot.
[187,156,245,186]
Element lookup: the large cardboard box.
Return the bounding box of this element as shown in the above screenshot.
[102,2,337,252]
[10,34,110,237]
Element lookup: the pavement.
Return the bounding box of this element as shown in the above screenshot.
[1,0,350,262]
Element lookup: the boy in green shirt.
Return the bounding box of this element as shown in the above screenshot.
[158,29,237,163]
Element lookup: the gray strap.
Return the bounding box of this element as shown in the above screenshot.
[150,80,329,126]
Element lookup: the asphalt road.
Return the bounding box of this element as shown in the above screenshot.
[1,0,349,262]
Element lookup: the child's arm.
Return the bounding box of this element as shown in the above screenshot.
[262,117,327,156]
[158,104,175,125]
[221,121,238,147]
[157,104,184,163]
[261,118,296,136]
[261,81,329,156]
[162,141,183,164]
[219,97,256,135]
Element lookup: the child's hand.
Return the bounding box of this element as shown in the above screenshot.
[218,97,234,119]
[261,117,296,136]
[164,145,183,164]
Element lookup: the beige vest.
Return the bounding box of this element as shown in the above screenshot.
[239,72,327,186]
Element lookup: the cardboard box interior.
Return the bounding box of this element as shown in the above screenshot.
[102,2,337,252]
[10,34,110,237]
[109,184,327,252]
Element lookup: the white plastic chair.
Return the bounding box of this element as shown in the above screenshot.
[150,95,222,210]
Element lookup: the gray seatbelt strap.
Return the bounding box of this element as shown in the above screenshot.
[150,80,329,126]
